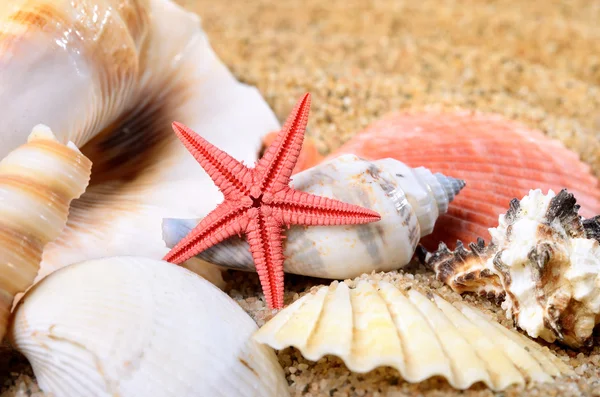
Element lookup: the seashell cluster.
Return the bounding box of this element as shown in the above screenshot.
[253,277,573,390]
[9,256,290,397]
[422,188,600,348]
[162,154,465,279]
[0,0,589,394]
[0,125,91,340]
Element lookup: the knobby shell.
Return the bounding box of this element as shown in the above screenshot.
[422,188,600,348]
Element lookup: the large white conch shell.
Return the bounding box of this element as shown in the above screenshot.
[9,256,290,397]
[0,0,280,282]
[0,125,91,340]
[163,154,465,279]
[253,277,573,391]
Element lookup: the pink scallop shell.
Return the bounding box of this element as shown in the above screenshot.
[323,111,600,251]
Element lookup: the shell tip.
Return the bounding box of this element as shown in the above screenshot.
[434,173,466,205]
[28,124,57,142]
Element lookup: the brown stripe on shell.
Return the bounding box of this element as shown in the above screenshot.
[528,240,559,340]
[0,175,69,213]
[490,251,516,310]
[554,299,595,348]
[0,225,43,294]
[27,138,90,168]
[503,198,521,240]
[582,215,600,242]
[531,219,594,347]
[543,289,569,343]
[52,64,192,267]
[543,188,585,238]
[419,238,504,300]
[80,76,190,187]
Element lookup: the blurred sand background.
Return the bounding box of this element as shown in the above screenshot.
[180,0,600,175]
[2,0,600,396]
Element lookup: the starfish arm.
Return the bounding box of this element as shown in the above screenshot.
[163,201,250,264]
[172,121,253,198]
[270,187,381,227]
[255,93,311,194]
[246,210,285,309]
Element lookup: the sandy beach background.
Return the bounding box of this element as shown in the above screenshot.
[2,0,600,396]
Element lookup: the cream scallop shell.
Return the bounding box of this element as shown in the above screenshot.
[9,256,289,397]
[253,278,573,391]
[0,125,91,340]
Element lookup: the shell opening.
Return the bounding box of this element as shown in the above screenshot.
[78,81,189,187]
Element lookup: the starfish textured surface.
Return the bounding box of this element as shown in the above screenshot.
[163,93,381,309]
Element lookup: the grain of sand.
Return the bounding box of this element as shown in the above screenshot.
[2,0,600,396]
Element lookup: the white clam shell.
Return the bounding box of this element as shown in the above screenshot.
[163,154,465,279]
[0,125,91,340]
[0,0,280,282]
[253,278,573,391]
[9,256,289,397]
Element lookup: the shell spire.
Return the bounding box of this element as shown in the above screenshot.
[411,166,466,235]
[436,172,466,207]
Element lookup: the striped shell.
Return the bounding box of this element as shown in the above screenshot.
[0,125,91,340]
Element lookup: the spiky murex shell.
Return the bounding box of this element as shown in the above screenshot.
[423,188,600,348]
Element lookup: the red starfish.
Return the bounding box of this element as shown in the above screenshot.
[163,93,381,309]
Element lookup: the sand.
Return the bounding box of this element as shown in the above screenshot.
[3,0,600,396]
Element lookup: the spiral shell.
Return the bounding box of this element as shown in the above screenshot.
[0,0,148,151]
[162,154,466,279]
[9,256,290,397]
[253,277,573,391]
[0,0,280,283]
[0,125,91,340]
[422,188,600,348]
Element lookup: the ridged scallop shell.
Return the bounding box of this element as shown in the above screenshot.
[321,111,600,251]
[254,278,573,391]
[162,154,465,279]
[0,125,91,340]
[0,0,280,282]
[422,188,600,348]
[9,256,289,397]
